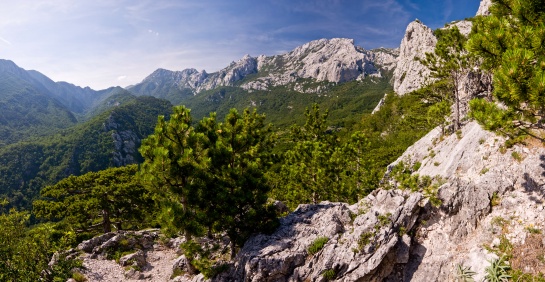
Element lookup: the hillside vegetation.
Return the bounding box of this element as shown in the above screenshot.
[0,96,172,210]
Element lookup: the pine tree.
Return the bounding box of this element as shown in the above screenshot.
[140,106,277,257]
[33,165,151,234]
[276,104,366,208]
[206,108,277,258]
[467,0,545,139]
[139,106,208,239]
[419,26,472,131]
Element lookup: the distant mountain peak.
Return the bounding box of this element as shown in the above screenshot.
[129,37,399,100]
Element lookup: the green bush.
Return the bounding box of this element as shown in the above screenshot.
[307,237,329,255]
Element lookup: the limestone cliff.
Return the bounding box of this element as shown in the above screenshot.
[392,21,437,95]
[240,38,397,93]
[477,0,492,16]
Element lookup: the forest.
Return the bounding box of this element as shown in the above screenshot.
[2,0,545,280]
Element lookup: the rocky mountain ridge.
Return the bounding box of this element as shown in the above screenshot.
[128,38,398,100]
[69,1,545,281]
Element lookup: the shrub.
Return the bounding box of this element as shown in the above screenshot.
[511,151,523,162]
[357,232,374,252]
[322,269,336,280]
[307,237,329,255]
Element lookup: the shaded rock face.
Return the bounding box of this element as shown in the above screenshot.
[104,114,140,167]
[393,21,437,95]
[216,190,422,281]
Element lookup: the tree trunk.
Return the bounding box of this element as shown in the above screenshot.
[454,90,460,131]
[230,240,236,260]
[102,209,111,233]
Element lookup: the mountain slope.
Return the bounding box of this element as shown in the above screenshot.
[0,63,78,145]
[0,95,172,209]
[183,75,392,129]
[0,60,133,145]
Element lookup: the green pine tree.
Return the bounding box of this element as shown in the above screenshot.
[139,106,208,239]
[275,104,369,208]
[419,26,472,131]
[467,0,545,140]
[206,108,277,258]
[34,165,151,234]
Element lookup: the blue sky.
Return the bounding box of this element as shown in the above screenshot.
[0,0,480,89]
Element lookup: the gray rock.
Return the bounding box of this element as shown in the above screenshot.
[393,20,437,96]
[77,232,116,253]
[218,191,422,281]
[131,38,398,96]
[172,255,194,275]
[272,200,289,214]
[119,249,146,268]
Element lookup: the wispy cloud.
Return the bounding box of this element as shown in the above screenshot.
[0,36,11,45]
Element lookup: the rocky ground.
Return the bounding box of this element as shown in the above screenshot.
[81,244,178,282]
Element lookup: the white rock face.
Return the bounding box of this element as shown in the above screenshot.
[241,38,398,93]
[477,0,492,16]
[197,54,258,92]
[387,121,545,280]
[447,20,473,37]
[393,21,437,95]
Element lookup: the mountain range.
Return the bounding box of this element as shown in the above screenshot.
[0,17,423,210]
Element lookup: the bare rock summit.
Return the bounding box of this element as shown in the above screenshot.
[392,21,437,95]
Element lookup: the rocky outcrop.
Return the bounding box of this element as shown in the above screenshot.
[240,38,397,93]
[477,0,492,16]
[384,121,545,281]
[198,54,258,91]
[242,39,398,93]
[214,191,422,281]
[393,21,437,95]
[104,114,140,166]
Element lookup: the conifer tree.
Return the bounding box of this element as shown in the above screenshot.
[139,106,207,239]
[205,108,277,258]
[34,165,151,234]
[277,104,365,207]
[467,0,545,138]
[419,26,471,131]
[140,106,277,257]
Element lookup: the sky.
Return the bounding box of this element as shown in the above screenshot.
[0,0,481,90]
